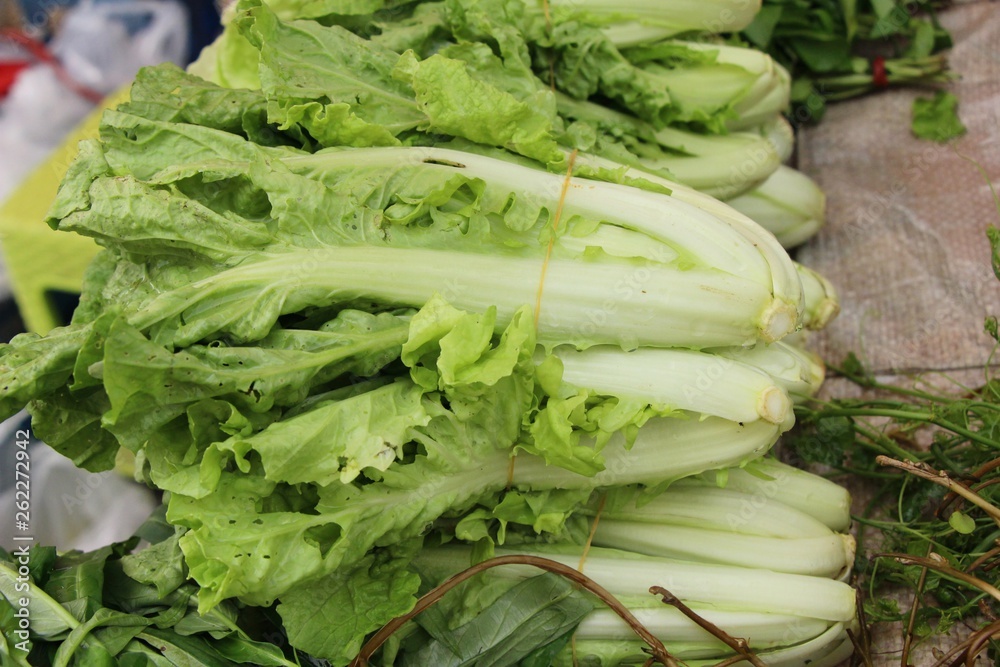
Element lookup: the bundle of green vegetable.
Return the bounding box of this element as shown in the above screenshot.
[0,0,857,665]
[187,0,829,247]
[740,0,955,125]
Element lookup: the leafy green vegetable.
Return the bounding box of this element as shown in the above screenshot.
[277,554,422,665]
[0,526,300,667]
[911,90,966,142]
[741,0,954,124]
[400,573,593,667]
[1,2,864,665]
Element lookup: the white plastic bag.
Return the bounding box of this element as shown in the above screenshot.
[52,0,190,96]
[0,413,159,552]
[0,0,189,202]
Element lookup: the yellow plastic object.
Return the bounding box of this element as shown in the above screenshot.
[0,86,130,334]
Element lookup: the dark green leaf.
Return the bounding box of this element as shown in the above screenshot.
[45,546,121,609]
[212,635,295,666]
[171,602,240,638]
[133,506,174,546]
[51,608,150,666]
[121,534,187,599]
[863,595,902,622]
[985,316,999,343]
[92,623,149,657]
[278,556,421,665]
[786,416,854,467]
[28,547,58,588]
[789,36,852,73]
[134,629,240,667]
[101,562,168,615]
[740,6,784,49]
[0,562,78,639]
[900,482,946,523]
[515,627,576,667]
[402,573,594,667]
[0,594,32,665]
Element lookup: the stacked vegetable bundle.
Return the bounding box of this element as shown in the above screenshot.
[0,0,856,665]
[191,0,829,248]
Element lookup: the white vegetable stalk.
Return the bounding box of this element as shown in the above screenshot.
[637,117,793,199]
[634,42,789,131]
[682,458,853,532]
[282,417,786,575]
[574,607,830,646]
[682,621,855,667]
[564,621,855,665]
[726,165,828,249]
[591,520,853,577]
[797,261,841,330]
[247,145,803,346]
[552,345,793,425]
[688,622,856,667]
[549,0,763,46]
[510,415,784,490]
[557,93,793,199]
[295,146,774,288]
[590,485,835,539]
[417,544,857,622]
[571,152,805,334]
[131,246,776,349]
[711,340,826,402]
[764,115,796,163]
[727,62,793,131]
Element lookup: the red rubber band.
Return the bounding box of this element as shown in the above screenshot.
[0,61,30,98]
[872,56,889,89]
[0,28,104,103]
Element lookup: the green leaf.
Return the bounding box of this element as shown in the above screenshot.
[0,561,79,639]
[741,6,783,49]
[211,635,296,666]
[863,595,902,622]
[121,534,187,599]
[948,510,976,535]
[134,628,240,667]
[987,226,1000,281]
[912,91,966,143]
[28,386,119,473]
[517,627,576,667]
[905,19,937,59]
[401,573,593,667]
[117,640,178,667]
[51,608,149,667]
[120,64,285,148]
[44,544,129,610]
[788,37,852,73]
[392,46,563,165]
[985,316,998,343]
[840,351,872,384]
[277,556,421,665]
[786,416,853,467]
[0,595,32,666]
[133,506,174,546]
[0,326,89,422]
[170,602,240,638]
[208,379,430,487]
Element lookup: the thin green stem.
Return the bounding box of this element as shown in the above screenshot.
[852,516,953,551]
[819,408,996,450]
[878,457,1000,529]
